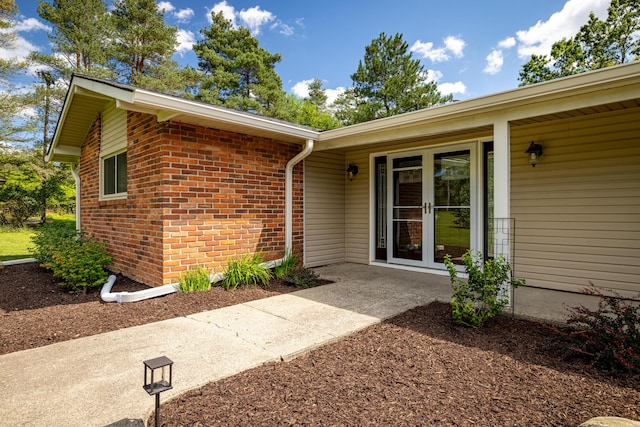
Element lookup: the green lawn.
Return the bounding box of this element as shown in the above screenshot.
[0,214,75,262]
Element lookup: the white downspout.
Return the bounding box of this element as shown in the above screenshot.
[71,164,81,232]
[285,139,314,254]
[101,138,316,303]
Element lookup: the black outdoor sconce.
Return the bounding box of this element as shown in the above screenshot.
[144,355,173,427]
[525,141,543,167]
[346,163,359,181]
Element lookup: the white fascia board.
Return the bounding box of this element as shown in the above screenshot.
[319,61,640,143]
[48,76,137,162]
[132,89,320,141]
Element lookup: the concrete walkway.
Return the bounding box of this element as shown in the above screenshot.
[0,263,596,427]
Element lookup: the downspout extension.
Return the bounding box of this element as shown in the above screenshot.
[285,139,314,255]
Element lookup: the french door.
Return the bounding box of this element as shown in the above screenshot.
[386,145,475,268]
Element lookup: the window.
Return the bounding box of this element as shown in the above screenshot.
[103,151,127,197]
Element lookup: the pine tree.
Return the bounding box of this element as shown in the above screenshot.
[35,0,113,78]
[110,0,178,86]
[194,11,285,116]
[336,32,452,125]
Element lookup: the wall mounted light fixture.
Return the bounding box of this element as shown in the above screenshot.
[347,163,359,181]
[525,141,543,167]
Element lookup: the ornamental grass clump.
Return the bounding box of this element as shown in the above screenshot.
[222,253,272,290]
[274,251,300,278]
[178,266,212,293]
[444,250,524,327]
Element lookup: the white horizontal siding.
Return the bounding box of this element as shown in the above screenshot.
[100,102,127,156]
[345,152,370,264]
[511,108,640,295]
[304,152,346,267]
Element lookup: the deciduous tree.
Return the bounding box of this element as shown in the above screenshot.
[519,0,640,85]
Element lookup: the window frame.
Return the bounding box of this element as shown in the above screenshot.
[100,149,128,200]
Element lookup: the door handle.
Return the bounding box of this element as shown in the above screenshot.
[424,202,431,214]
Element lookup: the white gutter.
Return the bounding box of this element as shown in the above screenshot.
[71,164,81,232]
[285,139,314,253]
[101,139,315,303]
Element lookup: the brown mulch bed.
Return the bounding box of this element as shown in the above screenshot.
[1,263,639,426]
[0,263,301,355]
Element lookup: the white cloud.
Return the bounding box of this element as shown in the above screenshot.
[291,79,313,98]
[438,81,466,96]
[444,36,465,58]
[14,18,51,33]
[425,69,443,83]
[209,1,279,36]
[0,35,38,64]
[516,0,609,58]
[158,1,175,12]
[483,49,504,75]
[411,36,466,62]
[278,22,294,36]
[174,8,194,23]
[210,1,237,25]
[325,87,345,106]
[238,6,274,35]
[411,40,449,62]
[498,37,516,49]
[176,29,196,55]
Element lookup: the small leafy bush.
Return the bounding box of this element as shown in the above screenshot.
[561,285,640,373]
[50,236,112,293]
[30,223,111,293]
[444,250,524,327]
[223,253,272,290]
[30,222,78,265]
[274,251,301,278]
[282,267,320,289]
[178,266,212,293]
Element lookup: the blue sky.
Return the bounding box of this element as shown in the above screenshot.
[8,0,611,104]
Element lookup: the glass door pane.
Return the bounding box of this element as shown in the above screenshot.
[390,155,423,262]
[433,151,471,264]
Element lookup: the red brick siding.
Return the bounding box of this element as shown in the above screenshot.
[78,111,304,286]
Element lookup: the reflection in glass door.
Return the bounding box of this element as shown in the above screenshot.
[389,155,424,264]
[433,150,471,265]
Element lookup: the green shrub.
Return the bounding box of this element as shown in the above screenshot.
[30,222,79,266]
[274,251,301,278]
[561,285,640,373]
[0,185,39,227]
[282,267,320,289]
[50,236,112,293]
[30,223,111,293]
[178,266,212,293]
[444,250,524,327]
[222,253,272,290]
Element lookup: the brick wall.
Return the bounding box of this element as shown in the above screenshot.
[79,111,304,287]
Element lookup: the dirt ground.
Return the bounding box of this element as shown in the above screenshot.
[1,263,639,426]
